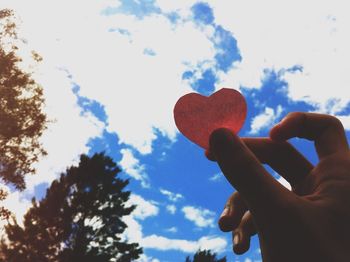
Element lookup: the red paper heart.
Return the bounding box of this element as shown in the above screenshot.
[173,88,247,149]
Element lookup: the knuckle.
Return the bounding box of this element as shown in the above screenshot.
[326,115,344,130]
[285,111,304,120]
[228,191,239,206]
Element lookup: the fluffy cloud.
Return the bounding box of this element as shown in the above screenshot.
[155,0,198,14]
[211,0,350,113]
[30,67,105,179]
[136,255,160,262]
[119,149,149,188]
[0,190,30,228]
[249,106,283,135]
[209,172,223,182]
[121,194,225,255]
[90,13,215,154]
[122,194,159,244]
[122,215,143,245]
[122,197,226,255]
[141,234,227,253]
[127,194,159,220]
[182,206,216,228]
[160,188,184,202]
[165,226,178,233]
[166,204,177,215]
[336,115,350,131]
[0,44,104,225]
[1,0,218,157]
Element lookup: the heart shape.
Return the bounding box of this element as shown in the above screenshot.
[173,88,247,149]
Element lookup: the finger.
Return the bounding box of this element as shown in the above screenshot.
[209,128,295,214]
[270,112,349,159]
[207,138,313,189]
[242,138,313,190]
[233,211,256,255]
[219,192,248,232]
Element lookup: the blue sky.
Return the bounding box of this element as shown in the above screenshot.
[1,0,350,261]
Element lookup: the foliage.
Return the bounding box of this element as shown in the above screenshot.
[0,8,47,219]
[0,188,10,220]
[185,249,227,262]
[0,153,142,261]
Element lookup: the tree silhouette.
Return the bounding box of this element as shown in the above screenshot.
[0,9,47,218]
[185,250,227,262]
[0,153,142,261]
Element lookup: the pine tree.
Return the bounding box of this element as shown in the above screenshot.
[0,153,142,261]
[185,249,227,262]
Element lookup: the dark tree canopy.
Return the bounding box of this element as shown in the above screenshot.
[0,153,142,261]
[185,249,227,262]
[0,9,47,191]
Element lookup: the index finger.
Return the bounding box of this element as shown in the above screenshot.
[209,128,295,215]
[207,138,313,190]
[270,112,349,159]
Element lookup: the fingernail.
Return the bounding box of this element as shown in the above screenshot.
[233,233,240,246]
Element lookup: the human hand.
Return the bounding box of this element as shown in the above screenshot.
[207,112,350,262]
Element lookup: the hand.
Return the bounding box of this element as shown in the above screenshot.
[207,112,350,262]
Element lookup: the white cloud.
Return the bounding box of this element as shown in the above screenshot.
[209,172,223,182]
[196,236,227,254]
[249,106,283,135]
[165,226,178,233]
[160,188,184,202]
[0,58,105,226]
[136,254,160,262]
[127,194,159,220]
[122,194,158,244]
[155,0,198,14]
[141,234,227,253]
[0,189,30,228]
[95,14,215,154]
[0,1,109,224]
[2,0,217,155]
[119,149,149,188]
[121,193,223,256]
[122,199,226,255]
[122,215,143,244]
[166,204,177,215]
[211,0,350,113]
[122,211,227,255]
[182,206,216,228]
[336,115,350,131]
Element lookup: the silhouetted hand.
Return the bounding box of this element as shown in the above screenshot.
[206,112,350,262]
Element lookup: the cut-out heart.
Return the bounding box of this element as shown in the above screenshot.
[174,88,247,149]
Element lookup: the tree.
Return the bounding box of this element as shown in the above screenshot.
[0,153,142,261]
[185,250,227,262]
[0,8,47,218]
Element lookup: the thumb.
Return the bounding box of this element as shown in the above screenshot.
[209,128,294,214]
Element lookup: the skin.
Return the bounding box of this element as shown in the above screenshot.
[206,112,350,262]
